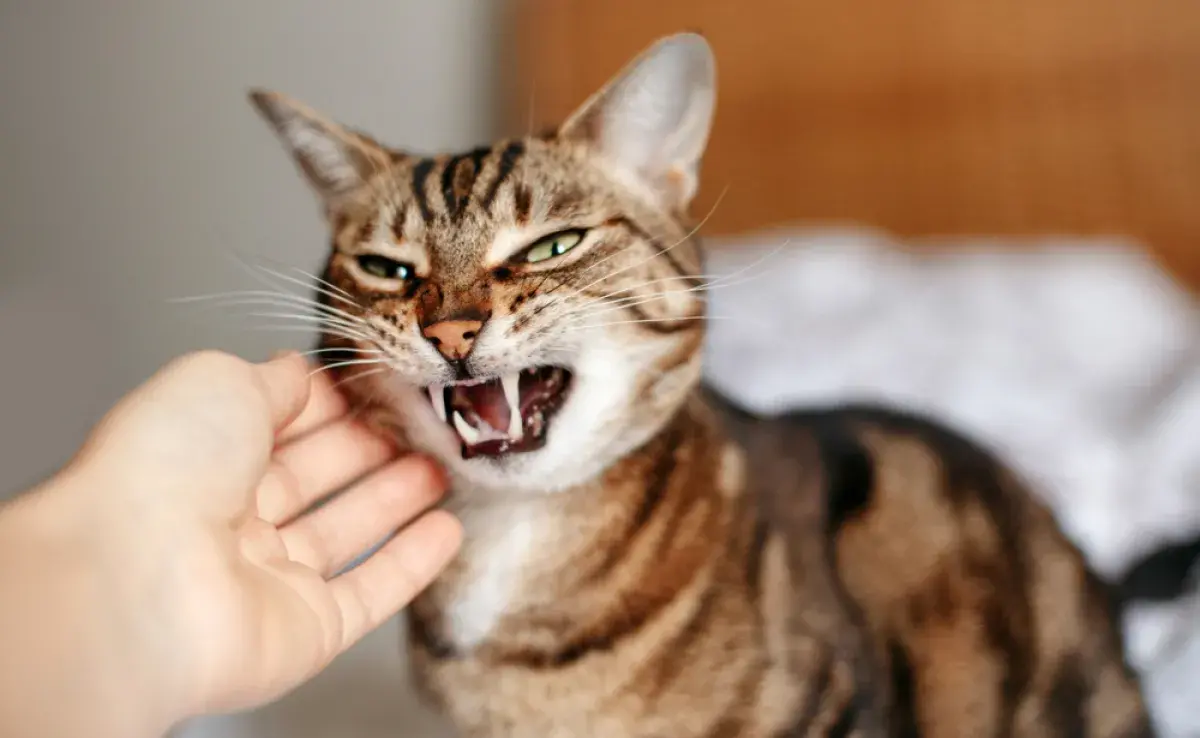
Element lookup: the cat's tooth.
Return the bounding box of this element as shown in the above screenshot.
[453,411,482,445]
[501,372,523,439]
[428,385,446,422]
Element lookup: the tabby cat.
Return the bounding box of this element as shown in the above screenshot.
[250,33,1157,737]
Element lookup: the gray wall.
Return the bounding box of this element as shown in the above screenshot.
[0,0,503,496]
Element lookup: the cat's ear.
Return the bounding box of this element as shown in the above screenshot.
[558,33,716,211]
[248,90,390,203]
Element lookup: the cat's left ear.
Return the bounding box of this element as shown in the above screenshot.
[558,33,716,212]
[248,90,391,205]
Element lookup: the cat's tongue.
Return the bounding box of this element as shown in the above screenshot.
[448,378,516,438]
[438,368,571,459]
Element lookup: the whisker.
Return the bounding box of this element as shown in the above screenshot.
[171,289,364,325]
[236,256,362,310]
[572,261,787,319]
[308,357,388,378]
[293,266,356,302]
[239,324,377,344]
[243,311,374,335]
[570,185,729,296]
[240,251,359,303]
[330,366,391,392]
[557,238,792,322]
[561,315,736,332]
[295,346,384,360]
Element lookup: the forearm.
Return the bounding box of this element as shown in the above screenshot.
[0,473,181,738]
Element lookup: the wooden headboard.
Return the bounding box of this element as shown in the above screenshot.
[504,0,1200,289]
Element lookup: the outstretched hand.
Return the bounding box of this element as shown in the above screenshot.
[0,350,461,736]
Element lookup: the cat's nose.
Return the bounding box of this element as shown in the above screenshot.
[422,319,483,361]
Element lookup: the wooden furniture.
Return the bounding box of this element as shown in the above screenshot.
[504,0,1200,289]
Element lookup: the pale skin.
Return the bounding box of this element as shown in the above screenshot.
[0,350,463,738]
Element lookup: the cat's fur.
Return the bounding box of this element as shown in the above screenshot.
[251,34,1155,737]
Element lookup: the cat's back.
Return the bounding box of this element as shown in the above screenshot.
[708,390,1156,737]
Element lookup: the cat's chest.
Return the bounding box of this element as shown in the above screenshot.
[432,503,547,650]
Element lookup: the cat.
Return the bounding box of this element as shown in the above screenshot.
[249,33,1158,737]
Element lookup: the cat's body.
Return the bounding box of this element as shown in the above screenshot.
[406,392,1151,737]
[250,33,1155,737]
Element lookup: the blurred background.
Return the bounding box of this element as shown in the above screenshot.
[2,0,1199,736]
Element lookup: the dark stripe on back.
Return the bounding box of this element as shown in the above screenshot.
[807,418,875,535]
[745,515,770,599]
[411,157,436,222]
[887,640,922,738]
[481,140,526,210]
[1113,535,1200,606]
[825,696,859,738]
[1044,655,1089,738]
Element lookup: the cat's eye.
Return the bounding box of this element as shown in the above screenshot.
[519,229,586,265]
[356,254,414,282]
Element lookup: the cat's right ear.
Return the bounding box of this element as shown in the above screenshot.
[558,33,716,212]
[248,90,390,203]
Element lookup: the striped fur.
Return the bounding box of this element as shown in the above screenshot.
[251,33,1155,738]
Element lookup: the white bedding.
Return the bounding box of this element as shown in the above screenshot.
[702,225,1200,737]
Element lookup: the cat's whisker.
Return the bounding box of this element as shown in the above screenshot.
[238,257,362,310]
[330,365,392,392]
[242,316,374,345]
[552,252,776,306]
[561,315,737,333]
[237,252,360,303]
[569,185,729,296]
[244,311,376,339]
[240,324,377,345]
[172,289,365,325]
[557,240,792,323]
[295,345,385,360]
[308,357,389,378]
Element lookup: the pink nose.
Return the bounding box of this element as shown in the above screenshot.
[422,319,483,360]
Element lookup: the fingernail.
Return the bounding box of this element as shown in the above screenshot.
[268,349,300,363]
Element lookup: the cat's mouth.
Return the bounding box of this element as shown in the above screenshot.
[424,366,573,459]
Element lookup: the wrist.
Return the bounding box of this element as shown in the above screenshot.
[0,470,190,738]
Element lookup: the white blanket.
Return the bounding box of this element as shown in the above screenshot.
[702,225,1200,737]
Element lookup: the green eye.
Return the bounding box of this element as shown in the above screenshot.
[521,230,585,264]
[356,254,414,281]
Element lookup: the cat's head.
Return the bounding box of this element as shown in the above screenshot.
[250,34,716,494]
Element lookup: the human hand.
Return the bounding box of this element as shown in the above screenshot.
[0,350,461,736]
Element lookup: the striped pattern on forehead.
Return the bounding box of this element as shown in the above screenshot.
[407,140,529,226]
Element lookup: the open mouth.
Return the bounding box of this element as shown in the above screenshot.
[424,367,573,459]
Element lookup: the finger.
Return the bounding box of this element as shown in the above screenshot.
[279,455,446,575]
[330,509,462,651]
[277,369,351,444]
[256,418,395,524]
[252,351,312,433]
